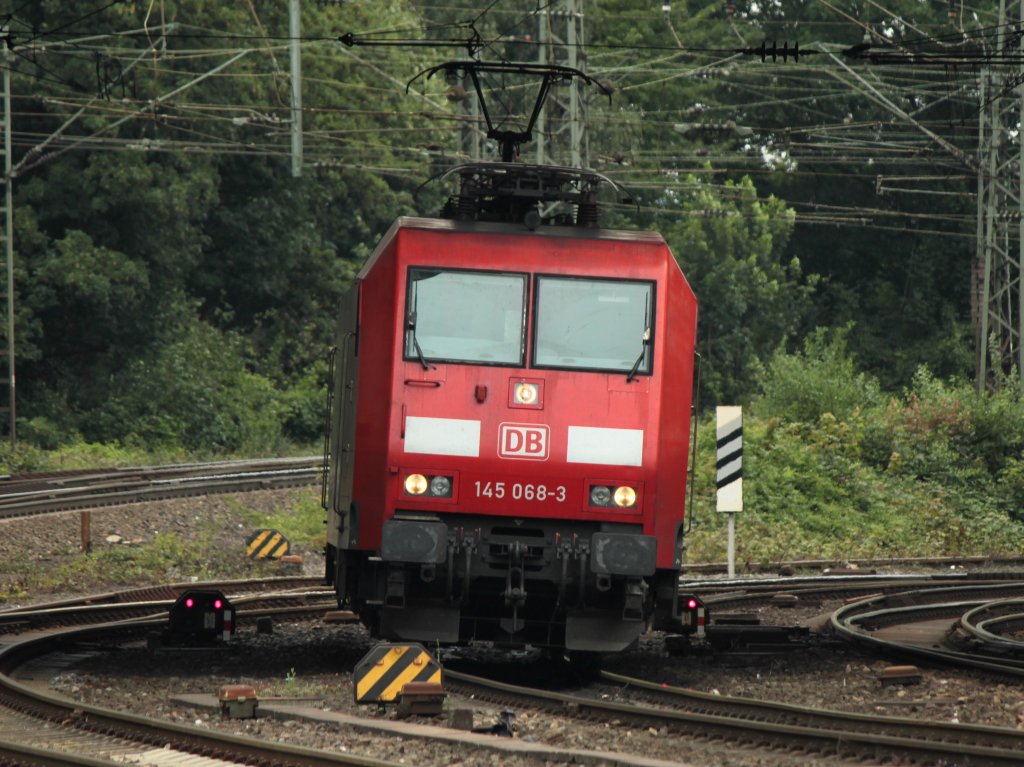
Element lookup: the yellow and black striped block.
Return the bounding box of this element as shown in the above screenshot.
[354,642,443,705]
[245,529,290,560]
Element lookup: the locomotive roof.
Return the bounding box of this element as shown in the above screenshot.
[357,216,669,280]
[396,215,667,242]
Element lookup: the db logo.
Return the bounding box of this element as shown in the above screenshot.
[499,423,549,461]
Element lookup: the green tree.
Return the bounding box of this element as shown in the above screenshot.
[588,0,977,391]
[655,175,809,404]
[754,325,881,423]
[10,0,434,449]
[96,317,284,454]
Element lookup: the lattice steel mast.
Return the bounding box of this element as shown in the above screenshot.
[1,41,14,445]
[535,0,588,169]
[975,0,1024,390]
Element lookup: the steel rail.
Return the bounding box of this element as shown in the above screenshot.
[0,587,336,635]
[683,554,1024,575]
[600,670,1024,752]
[959,599,1024,655]
[0,575,325,614]
[0,457,318,488]
[830,583,1024,677]
[0,458,321,520]
[0,737,121,766]
[690,571,1021,596]
[445,667,1024,766]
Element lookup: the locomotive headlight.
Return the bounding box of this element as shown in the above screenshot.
[514,382,539,405]
[404,473,428,495]
[589,485,612,506]
[428,475,452,497]
[403,473,453,498]
[613,486,637,508]
[589,483,638,508]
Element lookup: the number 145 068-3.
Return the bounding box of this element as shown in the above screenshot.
[473,481,566,502]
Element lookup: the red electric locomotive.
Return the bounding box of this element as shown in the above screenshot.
[323,164,698,655]
[322,62,698,656]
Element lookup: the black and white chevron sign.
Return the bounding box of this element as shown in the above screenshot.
[716,406,743,512]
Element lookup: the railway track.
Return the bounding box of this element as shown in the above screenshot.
[958,598,1024,655]
[6,476,1024,767]
[0,591,388,767]
[9,573,1024,767]
[1,586,689,767]
[831,580,1024,677]
[0,457,320,520]
[441,664,1024,766]
[0,577,330,635]
[683,555,1024,576]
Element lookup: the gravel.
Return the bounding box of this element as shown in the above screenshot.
[0,489,325,603]
[3,491,1024,766]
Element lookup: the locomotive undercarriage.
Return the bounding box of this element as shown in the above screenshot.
[330,512,678,653]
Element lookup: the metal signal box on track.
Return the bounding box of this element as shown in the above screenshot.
[677,594,707,637]
[166,589,235,644]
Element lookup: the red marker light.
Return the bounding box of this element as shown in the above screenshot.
[185,598,195,608]
[213,599,223,610]
[687,599,698,609]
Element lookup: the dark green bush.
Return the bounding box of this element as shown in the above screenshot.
[93,318,285,455]
[753,325,881,423]
[685,338,1024,563]
[278,362,328,445]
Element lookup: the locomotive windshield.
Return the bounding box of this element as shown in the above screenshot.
[405,268,527,366]
[533,276,654,375]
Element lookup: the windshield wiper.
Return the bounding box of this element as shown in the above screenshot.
[626,326,651,383]
[406,310,433,370]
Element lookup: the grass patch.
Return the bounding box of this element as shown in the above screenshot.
[684,409,1024,565]
[257,667,336,698]
[228,489,327,549]
[12,531,285,600]
[0,501,305,603]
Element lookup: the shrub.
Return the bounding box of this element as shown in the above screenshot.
[877,368,1024,479]
[93,319,286,455]
[754,325,881,423]
[278,362,328,446]
[684,387,1024,564]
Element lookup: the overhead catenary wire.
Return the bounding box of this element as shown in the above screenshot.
[1,5,993,238]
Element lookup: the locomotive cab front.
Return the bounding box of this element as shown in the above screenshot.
[324,215,697,654]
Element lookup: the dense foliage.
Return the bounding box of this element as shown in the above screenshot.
[4,1,1020,557]
[12,1,430,454]
[687,337,1024,563]
[9,0,984,444]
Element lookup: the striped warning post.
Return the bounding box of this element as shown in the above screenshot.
[354,643,443,705]
[245,529,290,559]
[222,609,233,642]
[716,406,743,512]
